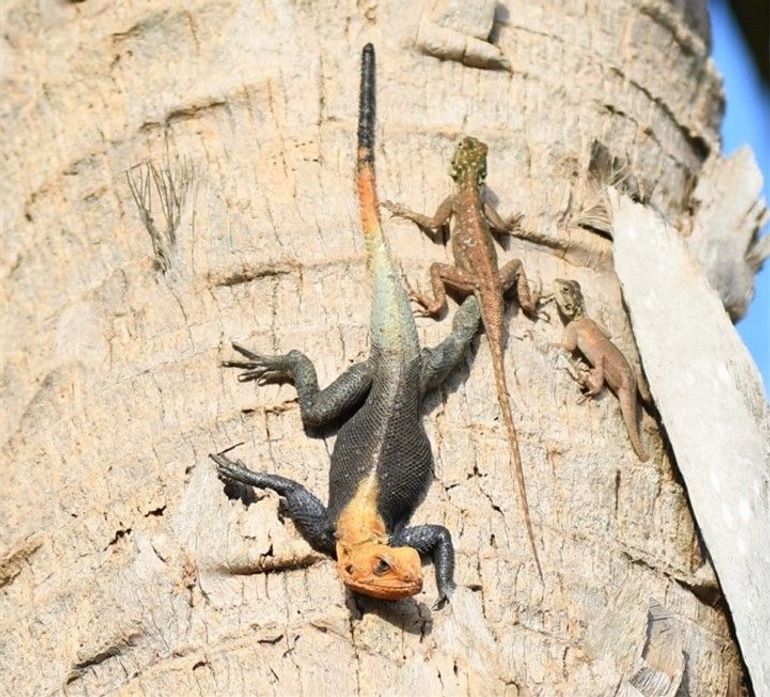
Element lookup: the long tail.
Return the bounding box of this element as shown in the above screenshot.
[357,44,418,354]
[620,387,648,461]
[357,44,380,244]
[483,306,543,581]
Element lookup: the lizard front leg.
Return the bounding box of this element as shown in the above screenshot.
[559,354,589,385]
[408,263,474,317]
[391,524,455,609]
[211,452,336,555]
[483,200,522,234]
[579,354,606,399]
[382,195,455,237]
[224,345,372,428]
[419,295,482,394]
[498,258,545,320]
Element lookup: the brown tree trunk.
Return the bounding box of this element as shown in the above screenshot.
[0,1,754,695]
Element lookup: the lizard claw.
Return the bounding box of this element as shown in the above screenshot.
[432,596,450,611]
[403,276,438,317]
[432,582,456,611]
[231,343,261,360]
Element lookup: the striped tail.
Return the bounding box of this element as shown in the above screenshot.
[356,44,418,355]
[357,43,379,241]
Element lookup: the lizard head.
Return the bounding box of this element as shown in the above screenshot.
[553,278,586,320]
[450,136,488,188]
[336,541,423,600]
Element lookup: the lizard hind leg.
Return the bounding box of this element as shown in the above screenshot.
[419,295,482,395]
[498,258,547,321]
[581,356,606,398]
[408,262,474,317]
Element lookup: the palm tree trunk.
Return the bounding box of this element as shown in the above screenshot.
[1,1,760,694]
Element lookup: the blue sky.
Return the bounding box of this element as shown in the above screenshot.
[710,0,770,393]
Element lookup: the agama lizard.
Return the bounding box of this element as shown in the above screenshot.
[382,137,545,580]
[552,278,650,461]
[211,45,483,607]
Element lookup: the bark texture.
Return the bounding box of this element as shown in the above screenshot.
[611,190,770,694]
[0,1,755,695]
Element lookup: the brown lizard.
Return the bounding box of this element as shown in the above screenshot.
[552,278,651,461]
[383,136,545,580]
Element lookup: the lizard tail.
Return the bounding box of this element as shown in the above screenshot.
[357,43,381,245]
[637,374,652,405]
[356,44,418,354]
[483,312,543,581]
[620,387,648,461]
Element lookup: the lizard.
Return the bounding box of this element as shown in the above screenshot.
[551,278,650,461]
[211,44,483,607]
[382,136,545,580]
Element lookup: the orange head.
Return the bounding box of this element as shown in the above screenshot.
[336,541,423,600]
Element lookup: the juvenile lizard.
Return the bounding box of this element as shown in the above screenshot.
[552,278,650,461]
[383,137,544,579]
[212,45,483,607]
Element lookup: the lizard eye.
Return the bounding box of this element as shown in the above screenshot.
[374,558,391,576]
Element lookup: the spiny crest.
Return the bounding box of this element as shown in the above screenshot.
[554,278,586,319]
[449,136,488,187]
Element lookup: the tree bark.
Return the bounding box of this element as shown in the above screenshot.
[0,1,755,695]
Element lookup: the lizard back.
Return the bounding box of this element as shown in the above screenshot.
[327,44,432,531]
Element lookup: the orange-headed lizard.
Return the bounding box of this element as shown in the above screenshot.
[212,45,483,607]
[552,278,650,461]
[383,137,545,580]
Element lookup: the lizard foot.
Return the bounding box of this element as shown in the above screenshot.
[503,213,524,233]
[576,381,600,404]
[403,277,442,318]
[223,343,292,385]
[525,278,551,323]
[210,450,261,505]
[210,451,252,483]
[412,300,442,319]
[209,448,253,481]
[432,581,456,611]
[381,200,408,218]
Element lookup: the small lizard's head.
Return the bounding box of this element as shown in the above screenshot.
[553,278,586,320]
[336,541,423,600]
[450,136,488,188]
